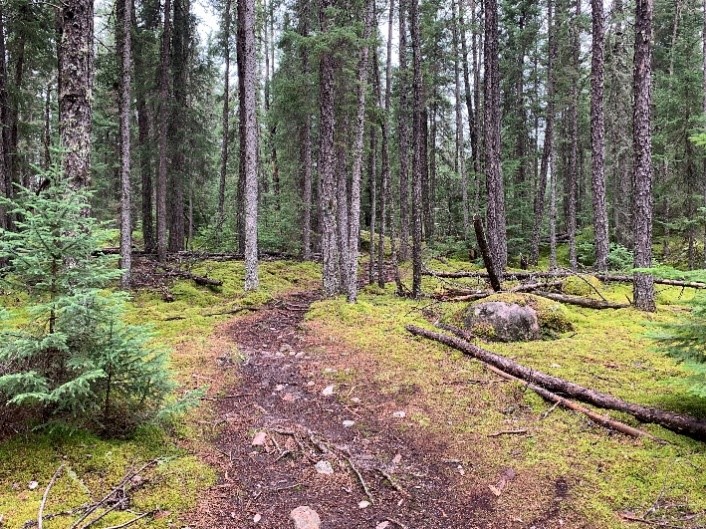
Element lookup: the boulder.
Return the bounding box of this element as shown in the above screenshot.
[465,301,541,342]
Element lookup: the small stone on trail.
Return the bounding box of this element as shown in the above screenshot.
[342,420,355,428]
[306,381,315,387]
[392,411,406,418]
[351,397,361,404]
[275,384,285,392]
[28,481,38,490]
[391,454,402,465]
[321,385,335,396]
[253,514,262,523]
[358,500,371,509]
[324,368,336,373]
[295,352,305,359]
[315,460,334,475]
[376,522,391,529]
[283,392,297,402]
[252,431,267,446]
[290,506,321,529]
[280,344,294,354]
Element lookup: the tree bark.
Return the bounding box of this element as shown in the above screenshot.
[319,0,339,296]
[345,0,374,302]
[58,0,94,190]
[453,0,470,236]
[241,0,259,290]
[156,0,172,260]
[632,0,655,312]
[473,214,501,292]
[368,125,377,285]
[236,0,246,254]
[591,0,609,271]
[398,0,411,261]
[218,0,232,225]
[0,6,8,230]
[299,5,313,260]
[530,0,556,266]
[567,0,580,271]
[117,0,133,287]
[483,0,507,276]
[410,0,423,297]
[459,1,478,178]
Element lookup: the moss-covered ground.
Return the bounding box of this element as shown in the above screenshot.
[304,259,706,527]
[0,260,320,529]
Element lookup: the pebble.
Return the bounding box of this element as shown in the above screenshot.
[253,514,262,523]
[392,411,406,418]
[350,397,361,404]
[358,500,371,509]
[342,420,356,428]
[275,384,285,392]
[376,522,391,529]
[315,460,334,475]
[28,481,38,490]
[290,506,321,529]
[251,432,267,446]
[306,381,315,387]
[321,385,335,396]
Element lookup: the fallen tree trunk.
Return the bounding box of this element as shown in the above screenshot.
[158,265,223,287]
[483,361,657,440]
[423,269,706,290]
[406,325,706,439]
[533,291,630,309]
[473,215,502,291]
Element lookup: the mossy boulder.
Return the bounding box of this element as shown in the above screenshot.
[465,301,541,342]
[562,275,604,297]
[466,293,573,339]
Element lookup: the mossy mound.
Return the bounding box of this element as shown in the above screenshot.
[562,275,604,297]
[471,293,573,337]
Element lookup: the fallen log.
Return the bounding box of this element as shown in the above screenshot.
[533,291,630,310]
[423,269,706,290]
[158,265,223,287]
[473,215,502,291]
[406,325,706,439]
[436,324,658,439]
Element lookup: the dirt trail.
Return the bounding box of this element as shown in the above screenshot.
[188,289,565,529]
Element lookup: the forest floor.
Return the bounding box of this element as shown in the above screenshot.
[2,257,706,529]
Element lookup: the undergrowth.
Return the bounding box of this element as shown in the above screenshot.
[305,259,706,528]
[0,259,320,529]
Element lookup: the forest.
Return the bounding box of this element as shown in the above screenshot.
[1,0,706,527]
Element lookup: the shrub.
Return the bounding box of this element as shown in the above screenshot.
[0,174,175,432]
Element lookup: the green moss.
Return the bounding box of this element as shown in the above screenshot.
[306,285,706,528]
[562,275,604,297]
[0,259,321,528]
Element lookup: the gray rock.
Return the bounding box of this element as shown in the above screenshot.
[315,460,334,475]
[465,301,541,342]
[290,506,321,529]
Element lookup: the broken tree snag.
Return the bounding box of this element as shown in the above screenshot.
[533,291,630,309]
[473,214,502,291]
[158,265,223,287]
[405,325,706,439]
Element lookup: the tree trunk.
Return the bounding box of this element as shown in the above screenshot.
[378,0,395,288]
[298,3,313,260]
[218,0,232,225]
[483,0,507,276]
[591,0,609,271]
[459,1,478,178]
[632,0,655,312]
[398,0,410,261]
[58,0,94,190]
[0,6,8,230]
[703,0,706,268]
[567,0,580,271]
[530,0,556,265]
[337,137,350,292]
[117,0,133,288]
[236,0,246,254]
[345,0,374,302]
[368,125,377,285]
[319,0,339,296]
[453,0,470,236]
[156,0,172,260]
[410,0,423,297]
[241,0,259,290]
